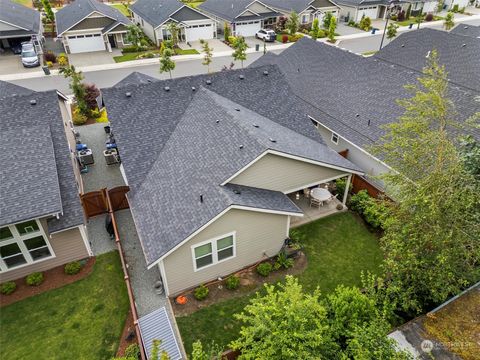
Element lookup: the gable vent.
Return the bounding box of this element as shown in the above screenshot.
[30,99,37,105]
[164,86,170,91]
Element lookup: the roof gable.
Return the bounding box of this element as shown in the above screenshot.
[450,23,480,39]
[130,0,183,28]
[0,0,40,34]
[170,6,211,22]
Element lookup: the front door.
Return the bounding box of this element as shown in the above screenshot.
[108,34,117,49]
[379,5,386,19]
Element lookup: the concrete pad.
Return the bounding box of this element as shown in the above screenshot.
[180,39,231,53]
[244,36,278,50]
[336,23,367,35]
[0,53,40,75]
[68,51,116,67]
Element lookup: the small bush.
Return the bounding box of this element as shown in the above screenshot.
[281,34,289,43]
[0,281,17,295]
[26,272,44,286]
[359,16,372,31]
[317,29,326,38]
[64,261,82,275]
[227,36,237,45]
[397,10,406,22]
[349,190,371,213]
[390,14,398,21]
[225,275,240,290]
[46,61,53,68]
[44,51,56,63]
[124,343,140,359]
[349,190,389,229]
[274,251,294,270]
[72,108,88,125]
[425,13,434,21]
[289,33,304,42]
[452,4,459,12]
[137,51,156,59]
[122,45,148,53]
[348,19,355,26]
[256,262,273,277]
[335,178,352,197]
[194,284,209,301]
[57,53,68,66]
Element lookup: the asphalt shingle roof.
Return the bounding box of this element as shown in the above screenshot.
[375,28,480,92]
[104,66,361,265]
[113,71,159,87]
[130,0,183,28]
[0,80,33,99]
[251,37,480,149]
[0,89,84,232]
[450,23,480,39]
[262,0,312,12]
[0,0,40,35]
[199,0,280,22]
[55,0,130,35]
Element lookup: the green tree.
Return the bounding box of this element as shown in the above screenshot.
[311,18,321,40]
[328,16,336,43]
[386,22,399,40]
[200,39,213,73]
[224,23,230,42]
[41,0,55,35]
[323,11,333,29]
[159,48,175,79]
[191,340,223,360]
[150,339,170,360]
[415,14,423,29]
[59,65,89,116]
[459,134,480,178]
[444,11,455,30]
[372,50,480,314]
[231,36,247,68]
[166,22,180,47]
[126,24,145,50]
[231,276,334,359]
[286,11,299,35]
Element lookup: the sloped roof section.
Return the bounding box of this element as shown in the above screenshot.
[450,23,480,38]
[130,0,183,28]
[0,0,40,34]
[56,0,130,35]
[199,0,274,22]
[113,71,159,87]
[0,80,33,99]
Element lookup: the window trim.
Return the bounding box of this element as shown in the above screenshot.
[0,219,55,272]
[191,231,236,272]
[331,132,339,145]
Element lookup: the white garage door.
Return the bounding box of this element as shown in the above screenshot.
[235,21,261,37]
[185,23,214,42]
[356,6,378,22]
[67,33,105,54]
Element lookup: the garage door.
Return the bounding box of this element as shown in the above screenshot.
[185,23,214,42]
[356,6,378,22]
[67,33,105,54]
[235,21,261,37]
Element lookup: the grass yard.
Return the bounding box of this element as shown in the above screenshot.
[174,48,200,55]
[114,48,199,62]
[0,252,129,360]
[110,4,130,17]
[13,0,32,7]
[186,1,204,8]
[395,15,444,26]
[177,212,383,355]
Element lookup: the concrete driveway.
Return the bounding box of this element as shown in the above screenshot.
[244,36,279,50]
[0,53,41,75]
[336,23,366,35]
[68,50,117,67]
[180,39,231,53]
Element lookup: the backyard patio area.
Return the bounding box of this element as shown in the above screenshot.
[176,212,384,355]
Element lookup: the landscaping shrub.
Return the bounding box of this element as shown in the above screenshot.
[194,284,209,301]
[26,272,44,286]
[349,190,371,213]
[390,14,398,21]
[273,251,294,270]
[425,13,434,21]
[299,23,311,32]
[57,53,68,66]
[349,190,389,229]
[46,61,53,68]
[0,281,17,295]
[43,51,56,63]
[397,10,406,22]
[317,29,326,38]
[224,23,230,42]
[64,261,82,275]
[347,19,356,26]
[335,178,352,197]
[289,33,304,42]
[72,108,88,125]
[256,262,273,277]
[124,343,140,359]
[227,36,237,45]
[122,45,148,53]
[225,275,240,290]
[452,4,459,12]
[83,83,100,111]
[276,16,287,31]
[359,16,372,31]
[281,34,289,43]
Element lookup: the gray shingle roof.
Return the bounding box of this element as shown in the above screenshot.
[0,0,41,35]
[251,37,480,149]
[55,0,130,35]
[450,23,480,39]
[0,90,84,233]
[375,28,480,92]
[262,0,312,13]
[113,71,159,87]
[334,0,386,6]
[199,0,280,22]
[130,0,183,28]
[104,66,360,265]
[0,80,33,99]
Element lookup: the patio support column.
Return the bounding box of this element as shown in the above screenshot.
[343,174,352,205]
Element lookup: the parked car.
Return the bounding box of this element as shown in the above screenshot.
[255,29,276,42]
[11,43,22,54]
[21,43,40,68]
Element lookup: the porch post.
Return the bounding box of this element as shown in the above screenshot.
[343,174,352,205]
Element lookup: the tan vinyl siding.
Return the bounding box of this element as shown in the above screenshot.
[229,153,347,193]
[70,17,114,31]
[163,209,288,295]
[247,2,272,14]
[0,226,89,282]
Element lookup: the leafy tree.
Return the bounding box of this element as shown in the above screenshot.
[191,340,223,360]
[328,16,336,43]
[311,18,321,40]
[159,48,175,79]
[231,36,247,68]
[230,276,334,359]
[437,0,444,13]
[166,22,180,46]
[200,39,213,73]
[126,24,145,50]
[83,83,100,111]
[41,0,55,35]
[224,23,230,42]
[415,14,423,29]
[323,11,333,29]
[444,11,455,30]
[386,23,399,40]
[286,11,299,35]
[59,65,89,116]
[372,50,480,314]
[150,339,170,360]
[459,134,480,178]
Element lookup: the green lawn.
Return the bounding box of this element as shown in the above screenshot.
[110,4,130,17]
[186,1,204,8]
[0,252,129,360]
[395,15,444,26]
[174,48,200,55]
[13,0,32,7]
[114,48,199,62]
[177,212,383,355]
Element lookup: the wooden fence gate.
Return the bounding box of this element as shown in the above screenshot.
[80,186,130,219]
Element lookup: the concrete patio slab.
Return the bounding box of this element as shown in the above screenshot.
[68,50,118,67]
[180,39,231,53]
[87,213,117,255]
[336,23,367,35]
[289,193,346,227]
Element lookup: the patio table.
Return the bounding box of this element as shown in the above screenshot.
[310,188,331,203]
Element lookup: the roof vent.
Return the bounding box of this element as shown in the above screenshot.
[235,108,240,111]
[30,99,37,105]
[401,44,405,47]
[206,79,212,85]
[147,79,153,83]
[355,113,360,117]
[125,92,132,97]
[216,119,220,123]
[164,86,170,91]
[200,194,204,203]
[239,145,244,149]
[269,138,276,143]
[233,189,241,195]
[368,119,371,126]
[192,86,196,91]
[263,70,269,76]
[252,123,259,128]
[461,43,466,47]
[239,74,245,80]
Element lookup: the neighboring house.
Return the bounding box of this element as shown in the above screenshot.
[444,0,470,10]
[130,0,217,45]
[102,66,362,296]
[450,23,480,38]
[0,0,42,53]
[199,0,282,36]
[55,0,131,54]
[262,0,341,24]
[251,36,479,189]
[0,81,92,282]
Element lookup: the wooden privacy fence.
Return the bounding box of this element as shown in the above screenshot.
[80,186,130,219]
[351,175,390,200]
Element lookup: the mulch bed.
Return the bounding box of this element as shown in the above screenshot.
[171,252,308,317]
[0,257,95,307]
[116,310,138,357]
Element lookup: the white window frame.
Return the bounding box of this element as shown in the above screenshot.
[0,219,55,272]
[331,132,339,145]
[191,231,236,272]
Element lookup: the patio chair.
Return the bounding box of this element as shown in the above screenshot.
[303,188,310,198]
[310,198,321,208]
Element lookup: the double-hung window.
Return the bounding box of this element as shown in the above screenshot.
[192,232,236,271]
[0,219,54,272]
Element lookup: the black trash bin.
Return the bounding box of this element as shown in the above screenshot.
[255,44,260,51]
[42,66,50,75]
